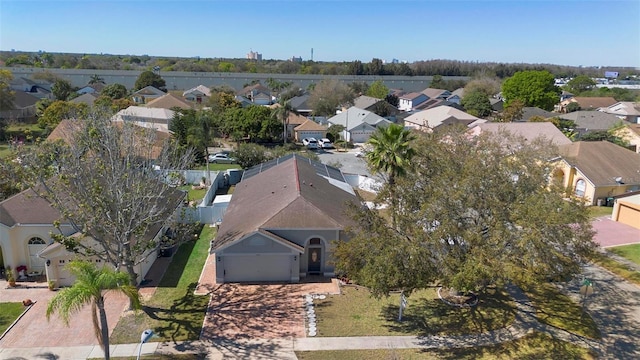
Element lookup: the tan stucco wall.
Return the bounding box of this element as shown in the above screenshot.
[0,225,59,271]
[613,194,640,223]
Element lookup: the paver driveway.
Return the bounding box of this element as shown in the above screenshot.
[592,216,640,248]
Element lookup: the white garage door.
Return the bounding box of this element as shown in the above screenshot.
[224,254,291,282]
[618,204,640,230]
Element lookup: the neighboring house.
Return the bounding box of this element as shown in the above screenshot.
[9,77,53,99]
[560,91,574,102]
[113,106,175,132]
[554,141,640,205]
[77,83,104,95]
[404,105,485,132]
[600,102,640,123]
[353,95,399,120]
[0,187,186,287]
[490,98,504,112]
[70,93,98,107]
[421,88,451,100]
[0,90,39,121]
[237,83,272,105]
[558,96,617,113]
[398,92,428,111]
[467,122,572,146]
[182,85,211,104]
[514,107,558,122]
[145,93,193,110]
[327,107,393,143]
[611,191,640,230]
[294,119,327,142]
[554,111,623,137]
[211,154,359,283]
[268,104,308,141]
[288,94,313,117]
[131,86,166,104]
[613,124,640,153]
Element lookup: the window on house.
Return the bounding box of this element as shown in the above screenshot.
[575,179,586,197]
[28,237,45,245]
[309,238,321,245]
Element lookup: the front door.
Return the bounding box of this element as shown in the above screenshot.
[308,248,321,274]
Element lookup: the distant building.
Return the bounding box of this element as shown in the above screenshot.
[290,56,303,63]
[247,51,262,61]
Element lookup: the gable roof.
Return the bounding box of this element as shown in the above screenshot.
[133,86,165,96]
[601,102,640,116]
[556,111,622,131]
[12,90,40,109]
[569,97,618,109]
[421,88,450,99]
[516,107,558,122]
[468,122,572,146]
[405,105,481,129]
[0,189,63,227]
[559,141,640,186]
[212,154,359,251]
[327,107,391,131]
[182,85,211,97]
[70,93,98,106]
[145,93,192,110]
[353,95,383,110]
[237,83,270,96]
[288,94,311,111]
[294,119,327,131]
[400,92,427,101]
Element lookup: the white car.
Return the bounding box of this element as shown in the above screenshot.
[319,138,333,149]
[208,153,236,164]
[303,138,318,149]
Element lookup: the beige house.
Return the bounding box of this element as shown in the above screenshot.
[611,192,640,230]
[557,96,617,113]
[553,141,640,205]
[294,119,327,142]
[613,124,640,153]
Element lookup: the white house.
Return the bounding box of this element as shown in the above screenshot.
[327,107,392,143]
[398,92,428,112]
[113,106,175,132]
[183,85,211,104]
[404,105,485,131]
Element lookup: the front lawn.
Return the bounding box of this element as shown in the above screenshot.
[0,302,25,334]
[593,252,640,286]
[193,163,241,171]
[295,331,596,360]
[110,225,213,343]
[588,206,613,218]
[178,185,208,203]
[608,244,640,266]
[314,286,515,337]
[522,283,600,339]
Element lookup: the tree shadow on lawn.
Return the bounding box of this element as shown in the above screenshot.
[382,289,516,337]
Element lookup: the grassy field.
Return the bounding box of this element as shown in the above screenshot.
[110,225,214,344]
[314,286,515,337]
[609,244,640,266]
[522,283,600,339]
[0,302,25,334]
[588,206,613,218]
[295,331,596,360]
[593,252,640,286]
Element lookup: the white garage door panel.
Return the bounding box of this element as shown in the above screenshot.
[224,255,291,282]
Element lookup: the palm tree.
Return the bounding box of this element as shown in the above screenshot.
[46,261,140,360]
[365,123,416,227]
[273,101,296,144]
[89,74,105,85]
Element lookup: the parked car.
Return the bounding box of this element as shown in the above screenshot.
[319,138,333,149]
[208,153,236,163]
[303,138,318,149]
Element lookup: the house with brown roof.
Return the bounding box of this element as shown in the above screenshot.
[294,119,327,142]
[558,97,617,113]
[237,83,272,105]
[0,90,39,121]
[467,122,572,146]
[600,102,640,123]
[211,154,359,283]
[131,86,166,104]
[613,123,640,153]
[611,192,640,230]
[553,141,640,205]
[146,93,193,110]
[404,105,485,132]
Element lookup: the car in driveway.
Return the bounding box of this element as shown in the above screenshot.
[208,153,236,163]
[302,138,318,149]
[319,138,334,149]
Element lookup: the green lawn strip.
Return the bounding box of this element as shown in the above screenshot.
[110,225,214,344]
[0,302,25,334]
[178,185,207,202]
[522,283,600,339]
[295,331,596,360]
[608,244,640,266]
[587,206,613,218]
[314,286,515,337]
[192,164,241,171]
[592,253,640,286]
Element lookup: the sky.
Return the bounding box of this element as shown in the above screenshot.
[1,0,639,68]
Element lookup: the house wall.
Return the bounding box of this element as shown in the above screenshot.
[612,194,640,222]
[296,130,325,142]
[0,224,74,272]
[614,127,640,153]
[223,233,292,254]
[267,229,344,276]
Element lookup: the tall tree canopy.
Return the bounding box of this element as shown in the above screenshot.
[24,110,194,285]
[52,79,74,101]
[134,70,166,92]
[0,69,15,111]
[308,79,355,116]
[336,129,596,297]
[501,70,560,111]
[101,83,128,99]
[461,90,493,118]
[365,80,390,99]
[565,75,596,94]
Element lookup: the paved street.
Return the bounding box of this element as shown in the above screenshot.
[315,147,372,177]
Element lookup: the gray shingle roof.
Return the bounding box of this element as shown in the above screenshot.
[0,189,63,227]
[556,111,622,131]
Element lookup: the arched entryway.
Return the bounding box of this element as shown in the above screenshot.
[552,168,565,188]
[28,237,47,271]
[306,238,324,275]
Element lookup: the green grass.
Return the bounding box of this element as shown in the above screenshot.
[295,331,596,360]
[609,244,640,266]
[0,302,25,334]
[314,286,515,337]
[110,225,214,344]
[588,206,613,218]
[178,185,208,202]
[522,283,600,339]
[593,252,640,286]
[192,164,241,171]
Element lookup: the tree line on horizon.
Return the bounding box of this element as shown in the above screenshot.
[1,50,637,80]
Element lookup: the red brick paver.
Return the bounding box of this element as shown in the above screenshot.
[592,216,640,248]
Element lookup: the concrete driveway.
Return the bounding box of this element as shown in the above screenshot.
[0,280,129,348]
[316,148,372,177]
[592,216,640,248]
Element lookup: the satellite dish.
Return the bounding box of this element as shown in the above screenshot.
[615,176,623,184]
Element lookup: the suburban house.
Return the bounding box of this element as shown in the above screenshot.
[404,105,485,132]
[76,83,104,95]
[0,90,39,122]
[600,102,640,123]
[9,77,53,99]
[514,107,558,122]
[182,85,211,104]
[353,95,399,120]
[554,111,624,137]
[70,93,98,107]
[145,93,193,110]
[294,119,327,142]
[560,91,574,102]
[398,92,428,111]
[558,97,617,113]
[237,83,272,105]
[269,104,308,141]
[613,123,640,153]
[113,106,175,132]
[553,141,640,205]
[131,86,166,104]
[490,98,504,112]
[211,154,359,283]
[467,122,572,146]
[327,107,393,143]
[287,94,313,117]
[421,88,452,101]
[0,186,186,287]
[611,191,640,230]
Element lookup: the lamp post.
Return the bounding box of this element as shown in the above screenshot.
[137,329,154,360]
